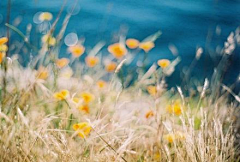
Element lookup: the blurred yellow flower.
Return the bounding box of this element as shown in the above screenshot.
[72,97,80,104]
[147,85,157,96]
[42,35,56,46]
[80,92,94,103]
[126,38,139,49]
[0,44,8,52]
[36,67,48,80]
[145,110,154,119]
[139,41,155,53]
[39,12,53,21]
[73,122,92,138]
[0,52,6,64]
[108,43,127,59]
[69,45,85,57]
[54,90,69,101]
[78,104,90,114]
[0,37,8,45]
[105,62,117,73]
[166,100,182,116]
[163,132,185,143]
[158,59,170,69]
[154,152,161,161]
[56,58,69,68]
[85,56,99,68]
[97,80,107,89]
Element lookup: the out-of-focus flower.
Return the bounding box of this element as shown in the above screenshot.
[105,62,117,73]
[72,97,80,104]
[0,37,8,45]
[147,85,157,97]
[56,58,69,68]
[36,67,48,80]
[158,59,170,69]
[73,122,92,138]
[108,43,127,59]
[126,38,139,49]
[166,100,182,116]
[97,80,107,89]
[78,104,90,114]
[154,152,161,161]
[68,45,85,57]
[42,35,56,47]
[80,92,94,103]
[39,12,53,21]
[54,90,69,101]
[145,110,154,119]
[0,44,8,52]
[85,56,99,68]
[139,41,155,53]
[163,132,185,143]
[0,52,6,64]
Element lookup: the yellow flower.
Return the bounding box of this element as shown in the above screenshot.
[158,59,170,69]
[68,45,85,57]
[54,90,69,100]
[0,52,6,64]
[36,67,48,80]
[126,38,139,49]
[85,56,99,68]
[97,80,107,89]
[147,85,157,96]
[0,37,8,45]
[39,12,53,21]
[73,122,92,138]
[145,110,154,119]
[108,43,127,59]
[78,104,90,114]
[153,152,161,161]
[0,44,8,52]
[163,132,185,143]
[80,92,94,103]
[42,35,56,46]
[166,100,182,116]
[139,41,155,52]
[72,97,80,104]
[56,58,69,68]
[105,62,117,73]
[163,133,175,143]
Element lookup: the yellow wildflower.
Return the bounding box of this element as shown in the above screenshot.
[158,59,170,69]
[56,58,69,68]
[80,92,94,103]
[145,110,154,119]
[108,43,127,59]
[105,62,117,73]
[85,56,99,68]
[68,45,85,57]
[0,52,6,64]
[166,100,182,116]
[97,80,107,89]
[139,41,155,52]
[42,35,56,46]
[164,132,185,143]
[36,67,48,80]
[72,97,80,104]
[147,85,157,96]
[0,44,8,52]
[126,38,139,49]
[0,37,8,45]
[78,104,90,114]
[39,12,53,21]
[73,122,92,138]
[53,90,69,101]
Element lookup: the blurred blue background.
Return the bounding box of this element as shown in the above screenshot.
[0,0,239,90]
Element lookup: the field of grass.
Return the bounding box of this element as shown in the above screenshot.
[0,8,240,162]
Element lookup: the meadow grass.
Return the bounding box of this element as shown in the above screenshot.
[0,7,240,162]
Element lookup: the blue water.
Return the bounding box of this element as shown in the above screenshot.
[0,0,240,90]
